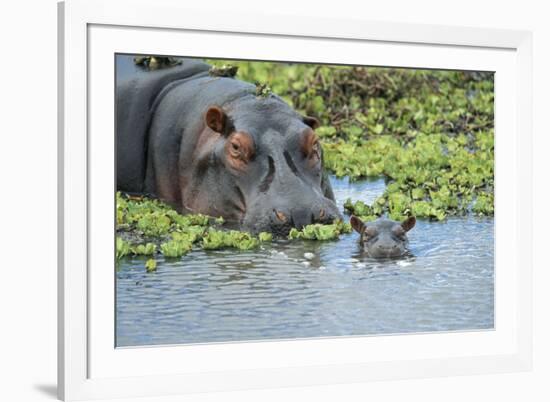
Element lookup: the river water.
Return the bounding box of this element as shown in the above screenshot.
[116,176,494,347]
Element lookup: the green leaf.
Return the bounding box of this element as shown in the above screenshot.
[316,126,337,138]
[258,232,273,242]
[288,228,301,240]
[145,258,157,272]
[116,237,131,260]
[372,123,384,135]
[160,240,192,258]
[132,242,157,256]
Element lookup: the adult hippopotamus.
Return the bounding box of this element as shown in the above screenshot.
[350,215,416,258]
[117,57,341,235]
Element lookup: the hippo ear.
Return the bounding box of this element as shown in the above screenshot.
[205,106,228,134]
[401,216,416,232]
[350,215,366,234]
[302,115,320,130]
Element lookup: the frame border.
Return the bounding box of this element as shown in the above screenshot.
[58,0,533,400]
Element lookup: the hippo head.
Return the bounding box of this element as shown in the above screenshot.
[182,96,342,235]
[350,215,416,258]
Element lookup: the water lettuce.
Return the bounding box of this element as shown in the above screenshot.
[131,243,157,256]
[288,220,352,241]
[201,230,260,251]
[160,239,192,258]
[145,258,157,272]
[116,237,131,260]
[258,232,273,242]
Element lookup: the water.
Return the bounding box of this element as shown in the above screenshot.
[116,176,494,347]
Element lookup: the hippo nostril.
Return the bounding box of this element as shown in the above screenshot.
[319,208,326,219]
[274,209,288,223]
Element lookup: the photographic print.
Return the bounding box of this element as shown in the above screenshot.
[115,54,494,347]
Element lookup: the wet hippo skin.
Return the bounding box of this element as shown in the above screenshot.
[350,215,416,258]
[117,59,341,235]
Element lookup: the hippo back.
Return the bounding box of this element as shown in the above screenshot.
[116,59,210,193]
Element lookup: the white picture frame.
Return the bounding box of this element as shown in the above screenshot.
[58,0,533,400]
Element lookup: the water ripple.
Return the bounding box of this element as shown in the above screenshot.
[116,176,494,346]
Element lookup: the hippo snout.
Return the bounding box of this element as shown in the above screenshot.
[273,207,337,227]
[242,199,342,236]
[268,204,342,236]
[369,244,406,258]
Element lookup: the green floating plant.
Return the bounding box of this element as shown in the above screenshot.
[258,232,273,242]
[201,230,260,251]
[288,220,352,241]
[116,192,278,258]
[131,243,157,256]
[472,192,494,215]
[116,237,131,260]
[160,239,192,258]
[116,192,217,238]
[145,258,157,272]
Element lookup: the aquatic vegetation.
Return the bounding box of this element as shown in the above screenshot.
[326,129,493,220]
[202,230,260,251]
[117,192,218,257]
[145,258,157,272]
[258,232,273,242]
[116,237,131,260]
[117,234,157,259]
[160,239,193,258]
[135,212,171,237]
[472,192,494,215]
[117,192,212,238]
[208,60,494,220]
[170,227,206,244]
[313,70,493,220]
[117,192,351,258]
[131,243,157,256]
[341,133,493,221]
[343,199,380,223]
[116,193,277,259]
[288,220,352,241]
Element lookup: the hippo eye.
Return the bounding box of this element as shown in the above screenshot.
[306,138,321,169]
[301,131,321,165]
[310,140,320,160]
[364,227,378,240]
[229,140,242,158]
[225,131,255,170]
[392,226,406,238]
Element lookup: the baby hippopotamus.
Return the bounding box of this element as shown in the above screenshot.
[350,215,416,258]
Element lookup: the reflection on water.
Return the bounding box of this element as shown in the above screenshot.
[116,176,494,347]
